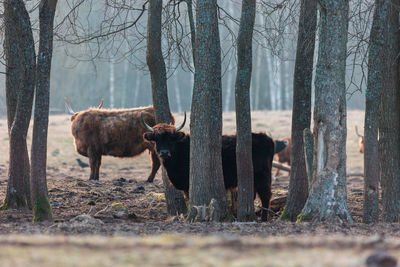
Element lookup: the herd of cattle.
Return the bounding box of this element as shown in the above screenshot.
[65,102,364,221]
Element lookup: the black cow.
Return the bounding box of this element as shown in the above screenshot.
[142,113,274,221]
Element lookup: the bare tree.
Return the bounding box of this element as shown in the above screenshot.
[189,0,229,221]
[3,0,36,210]
[379,0,400,223]
[299,0,353,223]
[31,0,58,222]
[362,0,384,224]
[235,0,256,221]
[281,0,317,221]
[146,0,187,216]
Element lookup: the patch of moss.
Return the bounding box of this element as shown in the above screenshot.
[33,195,53,222]
[296,212,313,223]
[279,207,291,221]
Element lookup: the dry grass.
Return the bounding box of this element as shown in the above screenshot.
[0,110,365,173]
[0,234,398,267]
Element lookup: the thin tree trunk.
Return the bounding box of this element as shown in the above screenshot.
[281,0,317,222]
[109,57,115,108]
[4,0,36,210]
[362,0,385,224]
[173,73,182,113]
[133,71,141,107]
[235,0,256,221]
[31,0,58,222]
[299,0,353,223]
[379,0,400,223]
[122,60,129,108]
[185,0,196,69]
[189,0,229,221]
[279,57,287,110]
[146,0,187,216]
[253,45,262,110]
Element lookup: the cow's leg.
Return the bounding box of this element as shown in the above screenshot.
[146,150,161,183]
[88,149,101,180]
[255,171,272,222]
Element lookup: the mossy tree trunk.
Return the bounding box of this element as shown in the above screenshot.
[362,0,386,224]
[4,0,36,210]
[379,0,400,223]
[235,0,256,221]
[189,0,229,221]
[31,0,58,222]
[281,0,317,222]
[146,0,187,216]
[298,0,353,223]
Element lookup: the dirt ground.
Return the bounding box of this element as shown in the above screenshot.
[0,110,398,266]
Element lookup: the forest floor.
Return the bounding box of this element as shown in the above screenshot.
[0,110,398,267]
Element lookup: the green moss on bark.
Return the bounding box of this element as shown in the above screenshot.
[296,212,313,222]
[33,195,52,222]
[279,208,291,221]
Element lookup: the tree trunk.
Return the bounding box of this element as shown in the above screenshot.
[146,0,187,216]
[4,0,36,210]
[185,0,196,69]
[299,0,353,223]
[235,0,256,221]
[379,0,400,223]
[31,0,58,222]
[109,57,115,108]
[362,0,386,224]
[189,0,229,221]
[172,74,182,113]
[279,56,287,110]
[281,0,317,222]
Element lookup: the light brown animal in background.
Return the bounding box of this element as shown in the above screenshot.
[274,137,291,176]
[355,126,364,153]
[66,99,169,182]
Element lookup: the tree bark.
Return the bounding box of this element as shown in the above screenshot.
[299,0,353,223]
[281,0,317,222]
[31,0,58,222]
[185,0,196,69]
[235,0,256,221]
[362,0,386,224]
[146,0,187,216]
[379,0,400,223]
[4,0,36,210]
[189,0,229,221]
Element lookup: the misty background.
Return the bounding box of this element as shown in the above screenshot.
[0,0,368,116]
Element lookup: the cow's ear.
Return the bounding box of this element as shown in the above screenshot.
[176,132,185,141]
[143,132,155,142]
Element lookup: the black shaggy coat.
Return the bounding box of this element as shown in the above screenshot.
[155,131,274,221]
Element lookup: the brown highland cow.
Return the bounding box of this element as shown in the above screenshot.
[66,99,168,182]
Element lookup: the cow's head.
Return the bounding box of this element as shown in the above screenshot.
[355,126,364,153]
[142,112,186,160]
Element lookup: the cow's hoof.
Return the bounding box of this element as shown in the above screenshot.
[146,178,154,183]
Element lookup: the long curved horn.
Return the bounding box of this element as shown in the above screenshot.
[175,111,186,131]
[355,126,363,137]
[98,99,103,109]
[141,112,155,132]
[64,97,75,114]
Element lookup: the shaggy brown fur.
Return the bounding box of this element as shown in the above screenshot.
[70,105,173,181]
[274,137,291,177]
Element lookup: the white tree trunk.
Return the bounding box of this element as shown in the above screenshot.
[173,73,182,112]
[109,57,115,108]
[133,71,141,107]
